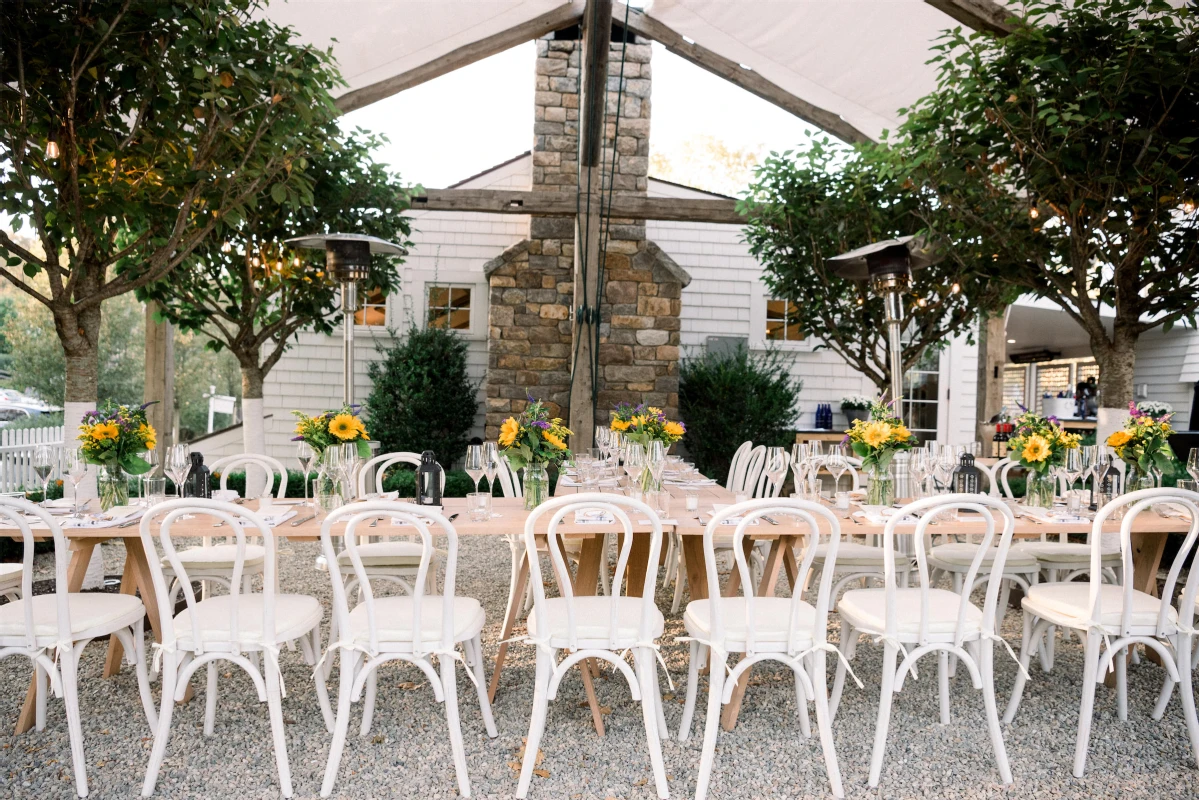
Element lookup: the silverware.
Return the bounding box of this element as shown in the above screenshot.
[447,513,459,522]
[289,513,316,527]
[761,515,780,526]
[118,518,141,528]
[369,517,379,527]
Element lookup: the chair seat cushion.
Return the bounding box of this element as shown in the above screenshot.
[337,541,430,568]
[1023,583,1177,631]
[0,563,21,586]
[838,588,984,638]
[527,596,664,647]
[347,595,485,647]
[683,597,816,651]
[0,593,145,640]
[811,542,900,567]
[164,544,266,571]
[929,543,1038,569]
[1011,542,1121,564]
[173,594,322,648]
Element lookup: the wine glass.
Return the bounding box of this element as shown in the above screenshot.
[338,443,359,500]
[763,446,788,497]
[825,445,848,495]
[595,426,609,459]
[933,445,956,492]
[465,444,485,494]
[33,445,55,507]
[63,447,88,518]
[790,443,809,496]
[1059,449,1084,497]
[482,442,499,493]
[647,440,667,489]
[166,443,191,498]
[804,442,825,495]
[1188,447,1199,483]
[623,443,646,490]
[296,441,315,507]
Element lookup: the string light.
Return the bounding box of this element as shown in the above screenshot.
[276,260,283,269]
[855,296,864,306]
[45,134,60,159]
[916,297,927,308]
[220,241,232,253]
[1028,205,1039,219]
[252,256,260,267]
[951,283,961,294]
[1184,200,1196,214]
[293,257,301,267]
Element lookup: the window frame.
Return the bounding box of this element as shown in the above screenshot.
[749,286,818,352]
[402,269,488,341]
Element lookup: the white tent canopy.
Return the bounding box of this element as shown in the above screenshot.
[264,0,1018,142]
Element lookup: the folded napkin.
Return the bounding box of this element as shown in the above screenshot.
[389,506,445,526]
[558,477,620,487]
[1157,502,1195,519]
[665,478,718,486]
[853,509,916,526]
[212,489,240,503]
[261,510,297,527]
[574,509,615,525]
[58,506,144,529]
[1017,506,1086,524]
[708,504,760,526]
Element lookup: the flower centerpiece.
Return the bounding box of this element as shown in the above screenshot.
[78,401,157,510]
[1006,410,1081,507]
[1106,402,1176,491]
[498,397,573,509]
[609,402,685,491]
[292,405,372,504]
[840,394,872,424]
[845,397,917,505]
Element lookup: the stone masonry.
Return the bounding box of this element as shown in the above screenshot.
[483,30,688,441]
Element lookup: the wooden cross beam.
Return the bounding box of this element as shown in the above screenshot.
[409,188,744,225]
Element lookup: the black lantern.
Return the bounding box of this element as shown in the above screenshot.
[952,452,983,494]
[417,450,444,506]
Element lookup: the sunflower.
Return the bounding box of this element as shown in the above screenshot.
[1021,434,1052,463]
[329,413,359,441]
[861,421,893,448]
[1106,429,1133,448]
[90,421,120,441]
[631,415,647,429]
[352,417,370,440]
[138,423,157,450]
[664,421,685,437]
[542,431,567,450]
[610,418,630,432]
[499,417,520,447]
[892,423,912,442]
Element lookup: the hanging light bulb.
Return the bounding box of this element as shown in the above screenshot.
[1029,204,1039,219]
[276,260,283,269]
[220,240,232,253]
[855,296,864,306]
[951,282,961,294]
[916,297,927,308]
[293,257,301,267]
[45,133,60,159]
[1184,200,1196,214]
[252,256,261,267]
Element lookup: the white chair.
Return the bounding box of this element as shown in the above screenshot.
[318,502,496,798]
[677,498,845,799]
[210,453,289,499]
[1003,488,1199,776]
[514,493,669,799]
[729,444,765,496]
[725,440,753,491]
[355,450,445,497]
[139,499,331,798]
[0,497,155,798]
[0,561,21,601]
[829,494,1017,788]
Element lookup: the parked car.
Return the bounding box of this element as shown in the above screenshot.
[0,405,33,427]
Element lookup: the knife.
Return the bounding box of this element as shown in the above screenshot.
[289,513,316,527]
[447,513,459,522]
[761,515,780,526]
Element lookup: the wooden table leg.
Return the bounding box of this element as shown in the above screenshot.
[723,537,756,599]
[721,535,795,732]
[680,535,709,603]
[15,539,100,735]
[623,532,652,599]
[1129,530,1167,597]
[571,534,608,736]
[488,548,530,704]
[102,560,139,677]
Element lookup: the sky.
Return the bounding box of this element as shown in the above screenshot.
[339,41,825,192]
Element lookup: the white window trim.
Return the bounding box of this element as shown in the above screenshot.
[352,284,391,333]
[408,268,488,341]
[749,284,819,352]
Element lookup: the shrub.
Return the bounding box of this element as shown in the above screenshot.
[366,326,478,467]
[678,345,802,484]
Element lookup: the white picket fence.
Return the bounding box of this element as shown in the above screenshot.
[0,425,66,493]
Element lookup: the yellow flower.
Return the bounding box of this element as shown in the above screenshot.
[329,413,359,441]
[648,407,663,416]
[861,421,893,448]
[542,431,567,449]
[892,423,912,442]
[499,417,520,447]
[1021,434,1051,463]
[610,418,630,432]
[352,417,370,440]
[90,421,120,442]
[664,421,685,437]
[138,423,157,449]
[631,415,647,429]
[1106,430,1133,448]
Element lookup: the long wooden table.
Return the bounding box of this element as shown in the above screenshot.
[8,487,1189,736]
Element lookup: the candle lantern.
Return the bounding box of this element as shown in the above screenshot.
[952,452,984,494]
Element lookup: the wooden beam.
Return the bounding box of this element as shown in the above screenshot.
[411,188,745,224]
[333,3,583,114]
[617,6,873,145]
[924,0,1015,36]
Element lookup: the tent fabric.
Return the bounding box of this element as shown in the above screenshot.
[262,0,1004,142]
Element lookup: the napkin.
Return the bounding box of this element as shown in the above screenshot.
[260,510,297,527]
[708,504,760,526]
[558,477,620,487]
[1157,502,1194,519]
[665,478,717,486]
[1017,506,1086,524]
[574,509,615,525]
[212,489,240,503]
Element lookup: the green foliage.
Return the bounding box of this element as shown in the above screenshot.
[174,329,241,439]
[898,0,1199,405]
[0,295,14,354]
[1,412,64,432]
[678,346,802,483]
[739,141,1017,393]
[366,326,479,467]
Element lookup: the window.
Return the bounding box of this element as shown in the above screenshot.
[354,286,387,327]
[1003,365,1027,413]
[1034,363,1072,414]
[903,348,940,444]
[765,298,803,341]
[427,285,472,330]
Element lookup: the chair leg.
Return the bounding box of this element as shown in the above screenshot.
[441,654,472,797]
[670,545,687,614]
[1177,637,1199,769]
[467,636,498,738]
[938,650,951,725]
[1072,630,1103,778]
[980,637,1013,783]
[828,620,854,721]
[651,653,669,740]
[204,660,219,736]
[996,579,1012,630]
[636,650,670,799]
[1003,611,1039,725]
[34,661,47,731]
[810,649,845,798]
[694,657,726,800]
[599,533,612,596]
[320,651,360,798]
[678,640,701,741]
[516,648,553,799]
[125,619,158,731]
[867,643,900,788]
[59,645,88,797]
[359,668,379,737]
[142,655,178,797]
[303,627,335,733]
[264,654,294,797]
[1115,643,1129,722]
[794,666,811,738]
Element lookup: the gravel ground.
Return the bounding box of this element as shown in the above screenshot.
[3,535,1199,799]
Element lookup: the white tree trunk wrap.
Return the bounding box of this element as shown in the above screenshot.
[64,400,105,588]
[242,397,267,497]
[1096,405,1131,550]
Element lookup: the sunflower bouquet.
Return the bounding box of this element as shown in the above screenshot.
[609,402,685,447]
[292,405,372,458]
[845,397,916,471]
[1007,410,1080,507]
[78,401,157,510]
[1106,401,1176,488]
[498,398,572,509]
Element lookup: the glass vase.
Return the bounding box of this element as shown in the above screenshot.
[98,463,129,511]
[523,463,549,510]
[1025,470,1054,508]
[865,464,894,506]
[1126,467,1154,493]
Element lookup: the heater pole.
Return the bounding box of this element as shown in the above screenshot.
[883,289,905,410]
[342,281,355,405]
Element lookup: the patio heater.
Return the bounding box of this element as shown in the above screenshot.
[286,234,407,405]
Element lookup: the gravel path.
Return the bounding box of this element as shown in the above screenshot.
[3,535,1199,799]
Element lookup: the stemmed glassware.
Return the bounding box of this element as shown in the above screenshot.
[33,445,54,507]
[319,446,344,508]
[804,442,825,496]
[932,445,956,492]
[646,440,667,491]
[167,443,191,499]
[63,447,87,518]
[1188,447,1199,484]
[763,446,788,497]
[297,441,315,508]
[790,443,809,497]
[825,445,848,495]
[465,444,486,495]
[1057,449,1084,500]
[623,442,646,492]
[482,442,500,493]
[141,446,160,504]
[339,443,360,501]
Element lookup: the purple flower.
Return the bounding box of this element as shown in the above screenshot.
[532,420,551,430]
[1047,415,1059,424]
[291,435,304,441]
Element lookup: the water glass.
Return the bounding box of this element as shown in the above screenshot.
[683,487,699,513]
[1177,480,1196,493]
[467,491,492,522]
[834,491,850,509]
[142,477,167,507]
[1066,489,1082,517]
[648,489,671,520]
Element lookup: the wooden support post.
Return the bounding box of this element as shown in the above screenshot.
[975,311,1007,448]
[568,0,612,453]
[144,301,175,463]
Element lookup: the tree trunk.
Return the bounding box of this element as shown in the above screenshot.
[240,359,268,497]
[1092,319,1139,446]
[55,295,103,506]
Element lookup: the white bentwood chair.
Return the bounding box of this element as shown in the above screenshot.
[0,497,156,798]
[677,498,846,799]
[515,493,669,799]
[139,499,330,798]
[318,502,496,798]
[725,441,753,491]
[829,494,1018,788]
[1003,488,1199,777]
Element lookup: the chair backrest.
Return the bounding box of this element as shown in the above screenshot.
[884,494,1016,647]
[496,456,523,498]
[210,453,288,498]
[356,451,445,496]
[322,501,457,654]
[1090,488,1199,639]
[998,458,1068,500]
[726,441,753,490]
[524,492,662,651]
[140,499,277,654]
[731,445,765,495]
[753,450,791,498]
[0,497,70,650]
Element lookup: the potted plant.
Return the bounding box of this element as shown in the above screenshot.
[845,397,917,506]
[78,401,157,510]
[1006,410,1081,507]
[840,394,872,425]
[609,402,686,491]
[498,398,573,509]
[1134,400,1173,421]
[1107,402,1176,491]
